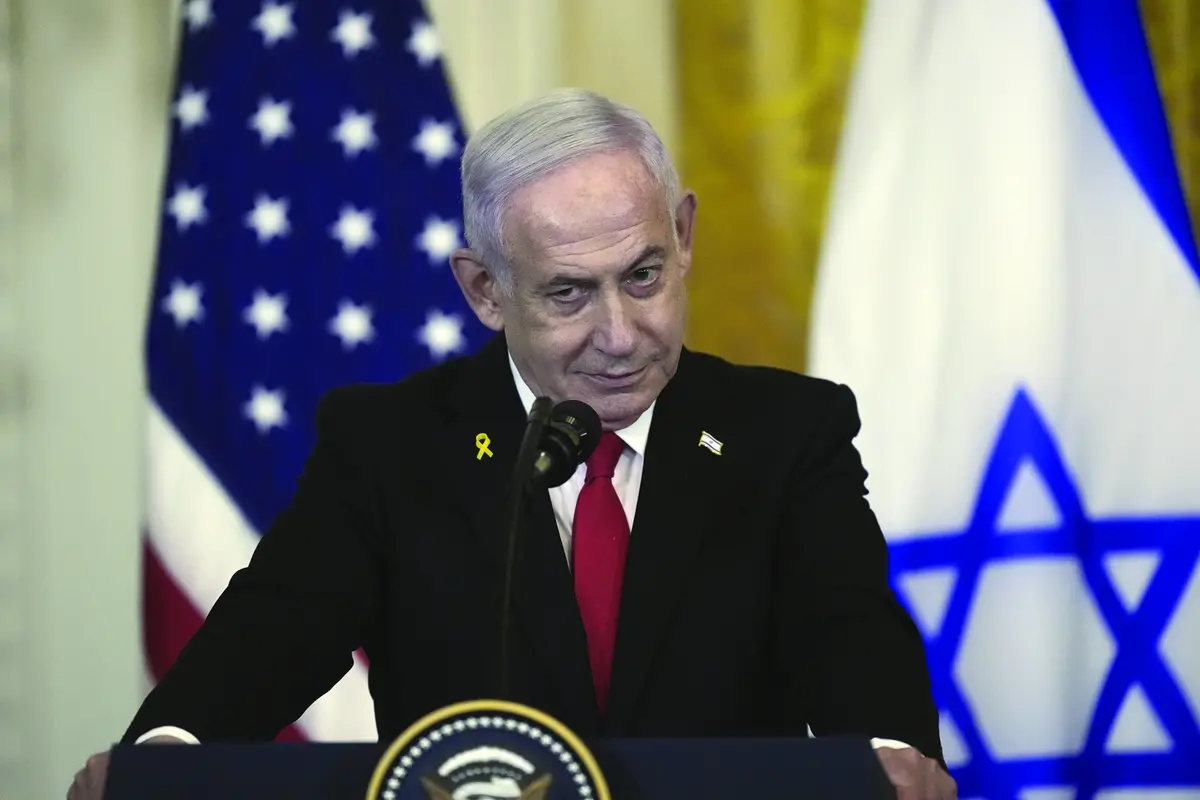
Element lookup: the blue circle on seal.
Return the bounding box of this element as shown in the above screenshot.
[366,700,610,800]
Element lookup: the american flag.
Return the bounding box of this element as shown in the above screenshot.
[142,0,488,741]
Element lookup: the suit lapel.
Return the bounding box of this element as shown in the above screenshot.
[604,349,733,732]
[436,334,597,727]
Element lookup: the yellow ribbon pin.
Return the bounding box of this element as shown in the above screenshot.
[475,433,493,460]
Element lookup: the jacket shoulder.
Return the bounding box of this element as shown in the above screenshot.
[311,352,472,432]
[684,348,858,421]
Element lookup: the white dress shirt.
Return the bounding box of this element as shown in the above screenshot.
[136,355,912,753]
[506,355,653,562]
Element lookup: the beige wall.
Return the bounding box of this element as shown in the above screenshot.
[4,2,673,798]
[426,0,676,148]
[11,2,176,798]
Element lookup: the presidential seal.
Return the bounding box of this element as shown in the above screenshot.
[366,700,610,800]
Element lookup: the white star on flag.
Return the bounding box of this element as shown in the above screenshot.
[406,19,441,66]
[332,109,377,157]
[162,279,204,327]
[417,309,466,360]
[411,120,458,167]
[253,2,296,46]
[246,195,290,242]
[332,10,375,57]
[173,86,209,131]
[167,184,207,230]
[250,98,294,145]
[243,289,289,339]
[244,386,288,432]
[329,300,375,349]
[182,0,213,32]
[416,217,461,263]
[331,206,377,253]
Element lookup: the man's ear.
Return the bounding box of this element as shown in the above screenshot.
[673,190,698,276]
[448,249,505,331]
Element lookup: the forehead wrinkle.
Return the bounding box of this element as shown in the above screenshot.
[542,223,646,263]
[520,189,650,244]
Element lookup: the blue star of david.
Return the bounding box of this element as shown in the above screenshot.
[887,387,1200,799]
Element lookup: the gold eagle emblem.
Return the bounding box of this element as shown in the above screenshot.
[420,772,552,800]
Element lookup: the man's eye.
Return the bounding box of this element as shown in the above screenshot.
[629,266,661,285]
[550,286,580,302]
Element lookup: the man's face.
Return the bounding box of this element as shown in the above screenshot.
[493,150,695,430]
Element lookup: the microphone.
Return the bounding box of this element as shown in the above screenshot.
[498,398,601,701]
[529,400,602,489]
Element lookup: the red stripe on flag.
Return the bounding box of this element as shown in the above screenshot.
[142,535,307,742]
[141,536,202,681]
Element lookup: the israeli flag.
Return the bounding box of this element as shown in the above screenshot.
[808,1,1200,797]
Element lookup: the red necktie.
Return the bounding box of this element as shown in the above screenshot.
[571,431,630,712]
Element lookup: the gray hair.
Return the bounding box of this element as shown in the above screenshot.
[460,88,682,294]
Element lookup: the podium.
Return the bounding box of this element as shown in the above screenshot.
[105,737,895,798]
[105,700,896,798]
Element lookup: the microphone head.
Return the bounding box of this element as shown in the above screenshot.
[550,399,602,460]
[530,399,601,488]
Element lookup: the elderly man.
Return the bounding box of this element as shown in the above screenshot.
[71,89,955,799]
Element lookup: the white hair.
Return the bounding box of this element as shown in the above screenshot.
[460,88,682,293]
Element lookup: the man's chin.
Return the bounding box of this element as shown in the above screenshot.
[591,394,653,431]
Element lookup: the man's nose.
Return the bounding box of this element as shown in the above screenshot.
[593,291,638,357]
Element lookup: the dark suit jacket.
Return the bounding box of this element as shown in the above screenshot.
[123,333,942,760]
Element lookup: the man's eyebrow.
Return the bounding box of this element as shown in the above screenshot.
[625,245,667,270]
[542,274,595,289]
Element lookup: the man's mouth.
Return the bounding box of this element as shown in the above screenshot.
[583,366,646,387]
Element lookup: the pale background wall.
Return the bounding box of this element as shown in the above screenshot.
[2,2,675,798]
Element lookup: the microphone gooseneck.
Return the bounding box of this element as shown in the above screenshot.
[498,396,553,701]
[498,398,600,701]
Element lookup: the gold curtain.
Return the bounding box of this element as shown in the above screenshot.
[1141,0,1200,245]
[673,0,864,372]
[675,0,1200,373]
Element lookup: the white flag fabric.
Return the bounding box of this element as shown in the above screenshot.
[809,0,1200,797]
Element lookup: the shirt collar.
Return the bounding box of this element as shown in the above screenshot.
[507,352,654,456]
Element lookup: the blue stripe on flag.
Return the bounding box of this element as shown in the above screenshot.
[1045,0,1200,280]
